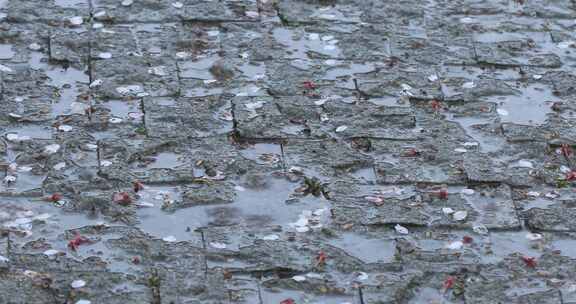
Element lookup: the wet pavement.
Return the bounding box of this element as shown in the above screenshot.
[1,0,576,303]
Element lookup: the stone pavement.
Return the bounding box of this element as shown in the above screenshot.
[1,0,576,303]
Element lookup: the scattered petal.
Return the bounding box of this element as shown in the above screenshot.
[148,66,167,76]
[443,276,455,290]
[89,79,103,88]
[394,224,409,234]
[545,192,559,199]
[98,52,112,59]
[262,234,280,241]
[162,235,177,242]
[58,125,73,132]
[109,117,123,124]
[295,226,309,233]
[176,51,190,59]
[71,280,86,289]
[292,275,306,282]
[516,160,533,168]
[473,224,488,235]
[68,16,83,26]
[521,256,537,268]
[43,249,59,256]
[442,207,455,215]
[355,272,368,281]
[210,242,227,249]
[134,201,154,208]
[0,64,13,73]
[497,108,509,116]
[3,175,16,183]
[113,192,132,205]
[335,125,348,133]
[462,142,479,147]
[28,43,42,51]
[462,81,476,89]
[461,188,475,195]
[453,211,468,221]
[44,144,61,155]
[526,233,543,241]
[446,240,463,250]
[246,11,259,18]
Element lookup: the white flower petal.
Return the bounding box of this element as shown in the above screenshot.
[71,280,86,289]
[394,224,409,234]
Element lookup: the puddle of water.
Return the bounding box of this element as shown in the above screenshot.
[147,152,185,169]
[29,53,89,117]
[182,86,224,97]
[323,62,376,81]
[368,96,409,107]
[409,287,455,304]
[256,288,354,304]
[448,116,506,153]
[328,233,395,263]
[6,124,53,140]
[0,44,14,60]
[486,231,542,263]
[273,28,341,60]
[0,171,44,193]
[237,62,266,80]
[440,65,521,82]
[0,198,101,250]
[350,167,377,183]
[519,197,557,210]
[486,84,556,125]
[137,178,326,241]
[474,32,552,44]
[552,239,576,258]
[179,56,219,80]
[103,100,139,118]
[239,143,282,166]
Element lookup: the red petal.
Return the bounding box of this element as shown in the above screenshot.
[439,189,448,200]
[462,236,473,244]
[443,276,455,290]
[133,181,144,193]
[521,256,537,268]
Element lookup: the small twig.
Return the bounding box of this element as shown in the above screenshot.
[197,228,209,278]
[256,279,264,304]
[140,98,148,136]
[358,285,365,304]
[96,140,101,170]
[5,231,10,256]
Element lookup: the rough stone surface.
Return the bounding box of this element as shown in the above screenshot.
[0,0,576,303]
